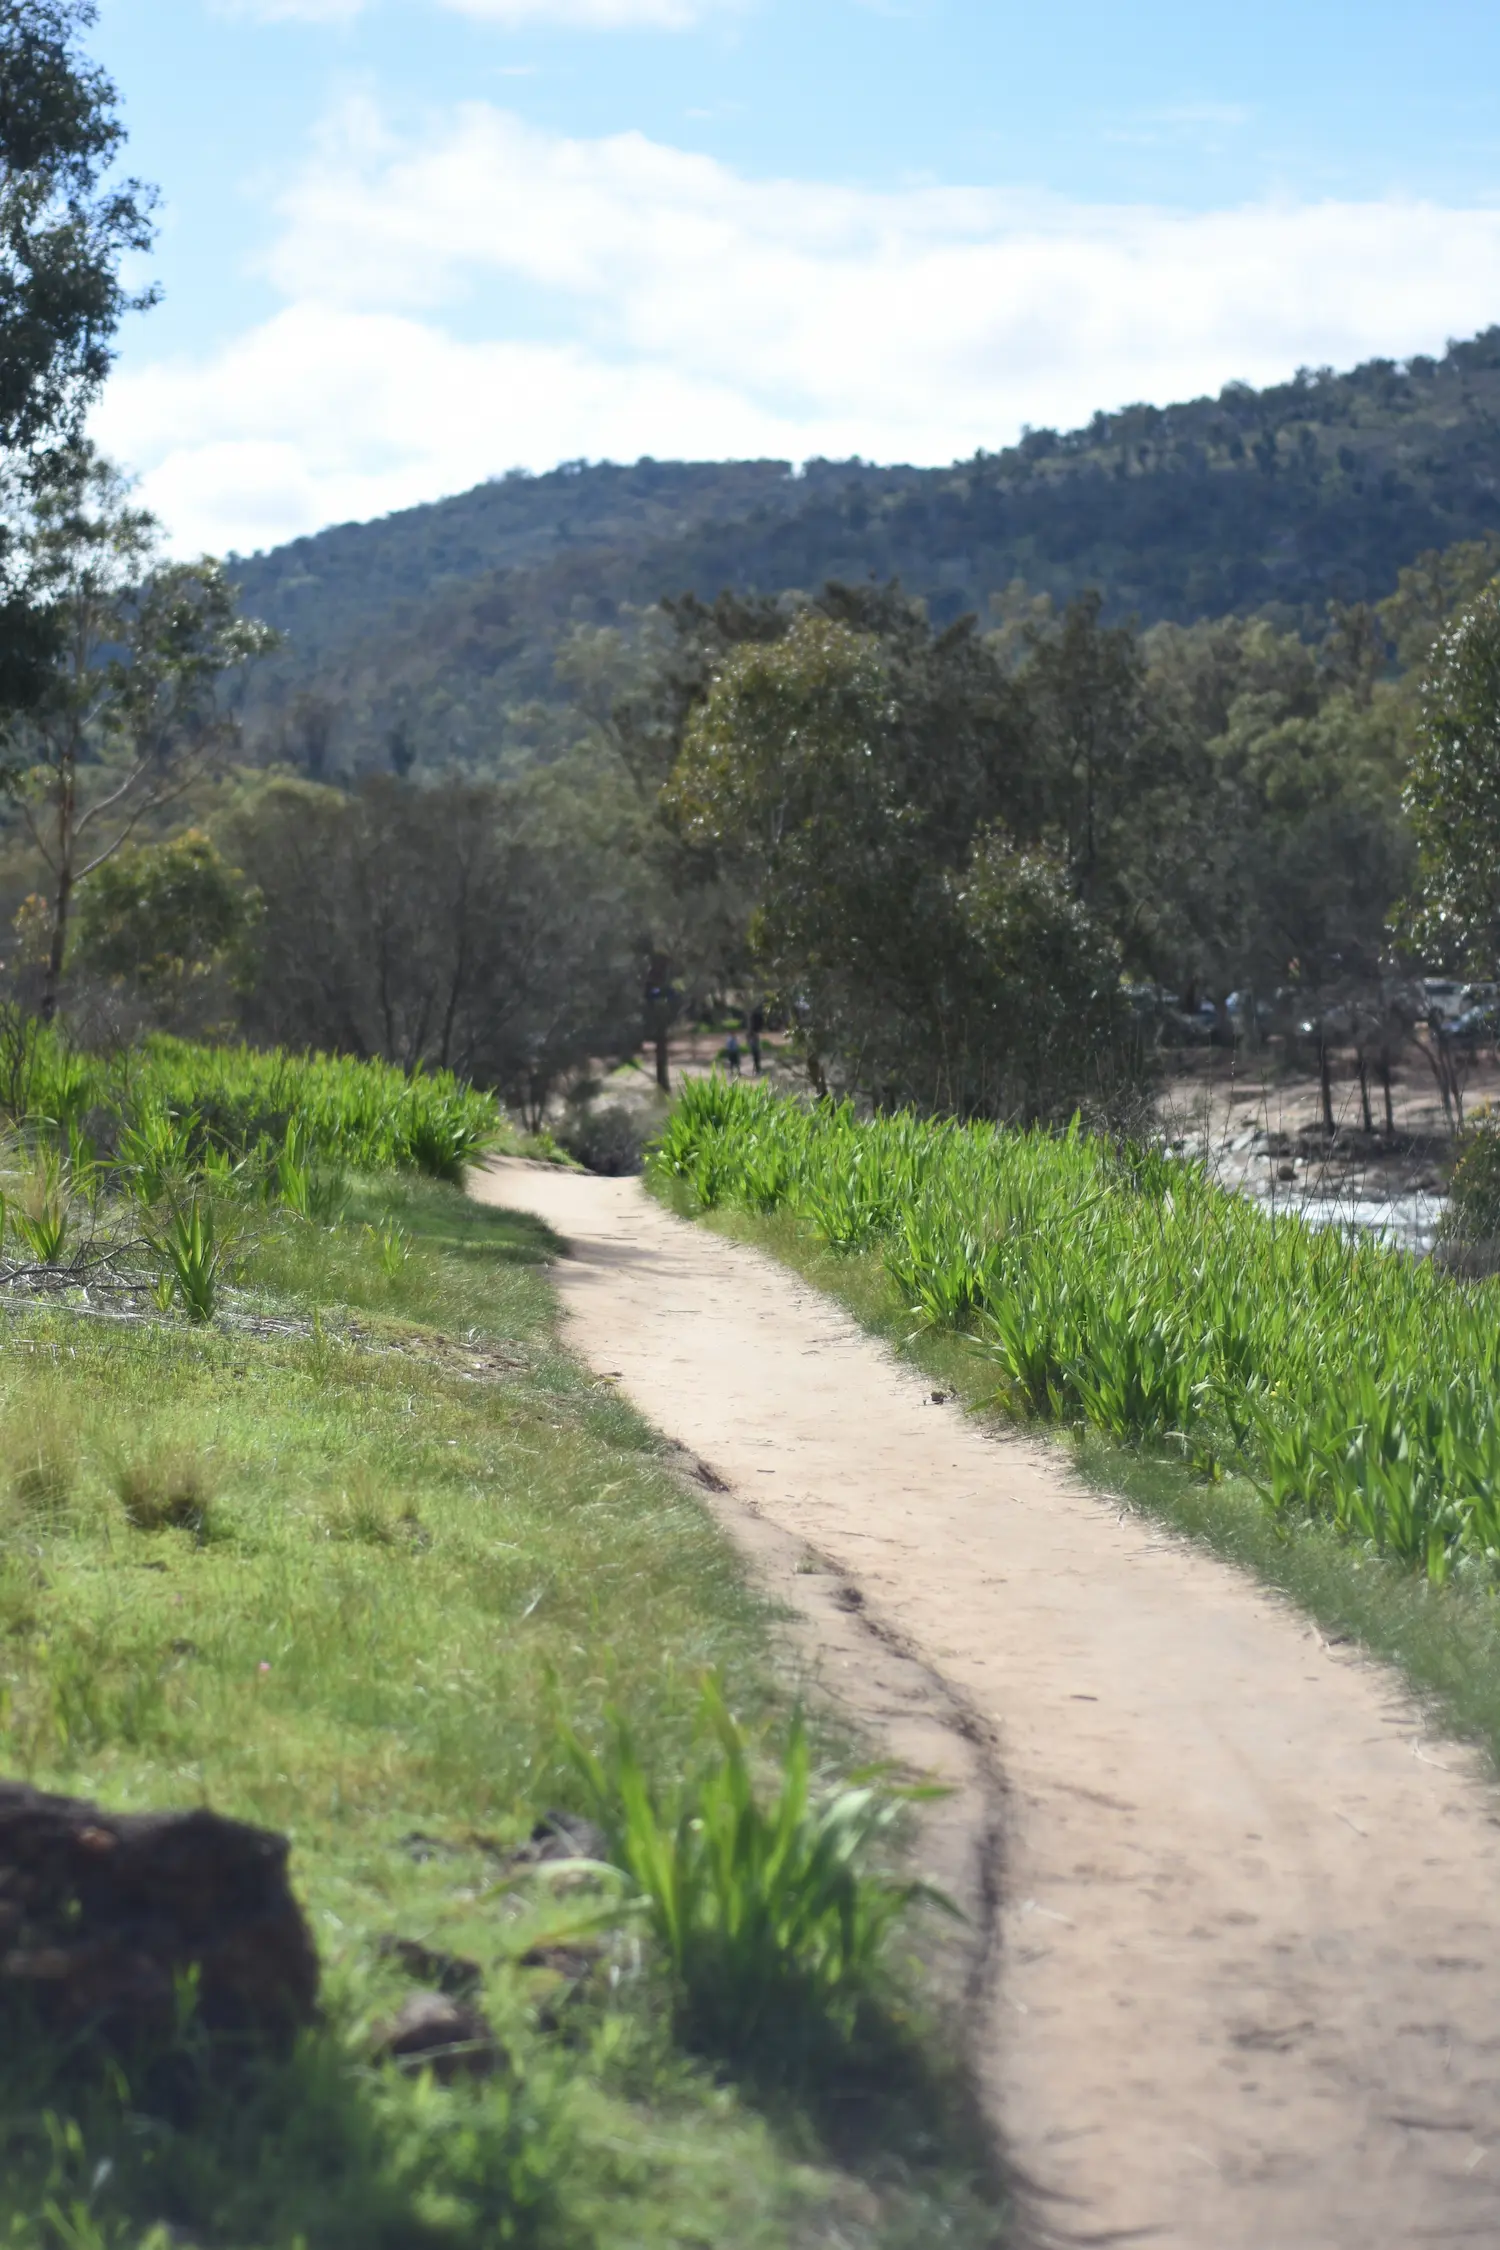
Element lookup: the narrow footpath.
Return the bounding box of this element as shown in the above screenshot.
[476,1160,1500,2249]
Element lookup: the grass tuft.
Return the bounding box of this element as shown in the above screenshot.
[115,1448,217,1538]
[564,1677,954,2080]
[9,1431,74,1520]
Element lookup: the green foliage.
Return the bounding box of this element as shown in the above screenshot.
[653,1079,1500,1585]
[1402,578,1500,974]
[274,1115,348,1223]
[143,1193,226,1320]
[71,828,257,992]
[226,774,644,1128]
[1135,608,1413,996]
[12,1145,69,1262]
[955,830,1126,1110]
[669,609,890,857]
[116,1102,197,1203]
[667,604,1132,1119]
[0,2054,573,2250]
[565,1677,948,2071]
[10,1027,501,1181]
[0,3,157,462]
[1441,1123,1500,1267]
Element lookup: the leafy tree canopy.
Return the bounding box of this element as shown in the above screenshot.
[1401,581,1500,976]
[0,1,156,715]
[72,828,256,994]
[0,0,156,455]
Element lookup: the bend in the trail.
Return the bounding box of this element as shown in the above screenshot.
[476,1160,1500,2250]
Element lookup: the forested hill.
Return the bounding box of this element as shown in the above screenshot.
[230,326,1500,777]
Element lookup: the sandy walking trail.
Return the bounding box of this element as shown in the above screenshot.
[476,1160,1500,2248]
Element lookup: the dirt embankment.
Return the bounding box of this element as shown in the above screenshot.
[476,1160,1500,2250]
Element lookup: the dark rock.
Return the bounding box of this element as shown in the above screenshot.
[0,1782,318,2052]
[518,1940,602,1977]
[378,1934,482,1999]
[520,1941,604,2033]
[508,1810,610,1868]
[398,1830,452,1862]
[371,1989,502,2080]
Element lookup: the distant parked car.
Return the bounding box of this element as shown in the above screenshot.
[1451,1000,1500,1049]
[1421,977,1469,1025]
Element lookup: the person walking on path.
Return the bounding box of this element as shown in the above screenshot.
[723,1031,742,1076]
[748,1007,765,1075]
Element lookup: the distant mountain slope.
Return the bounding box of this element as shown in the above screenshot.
[230,327,1500,776]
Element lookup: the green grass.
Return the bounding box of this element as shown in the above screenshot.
[0,1169,1002,2250]
[563,1680,956,2081]
[0,1022,501,1180]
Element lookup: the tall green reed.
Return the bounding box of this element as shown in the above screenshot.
[11,1030,500,1181]
[651,1079,1500,1584]
[563,1676,951,2071]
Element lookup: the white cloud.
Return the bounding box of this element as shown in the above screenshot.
[216,0,735,24]
[439,0,734,22]
[213,0,365,23]
[97,304,803,551]
[100,98,1500,554]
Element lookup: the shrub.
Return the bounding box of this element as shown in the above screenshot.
[12,1147,71,1264]
[564,1677,950,2072]
[145,1196,230,1321]
[1441,1123,1500,1274]
[71,830,257,996]
[556,1100,654,1176]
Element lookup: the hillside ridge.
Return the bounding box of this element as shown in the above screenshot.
[228,326,1500,776]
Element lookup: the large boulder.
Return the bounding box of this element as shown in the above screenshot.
[0,1782,319,2052]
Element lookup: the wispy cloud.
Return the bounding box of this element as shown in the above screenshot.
[216,0,739,24]
[99,95,1500,553]
[212,0,365,24]
[440,0,738,22]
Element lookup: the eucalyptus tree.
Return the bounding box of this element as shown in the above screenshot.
[0,1,158,711]
[5,449,275,1018]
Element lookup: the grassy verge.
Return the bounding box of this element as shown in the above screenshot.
[698,1202,1500,1775]
[0,1176,1000,2250]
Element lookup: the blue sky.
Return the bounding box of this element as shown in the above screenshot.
[88,0,1500,554]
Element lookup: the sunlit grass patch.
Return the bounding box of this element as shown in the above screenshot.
[0,1167,1002,2249]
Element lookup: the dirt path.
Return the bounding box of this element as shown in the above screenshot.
[476,1161,1500,2248]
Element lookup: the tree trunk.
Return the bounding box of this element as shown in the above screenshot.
[1357,1054,1373,1135]
[1319,1041,1335,1136]
[39,731,80,1025]
[654,1028,671,1095]
[1379,1050,1395,1137]
[41,835,74,1027]
[1425,1033,1456,1132]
